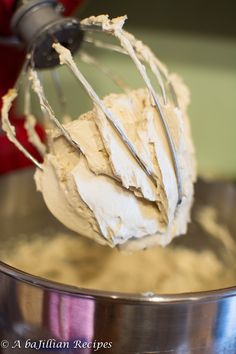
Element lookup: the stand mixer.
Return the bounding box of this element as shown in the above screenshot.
[0,0,83,174]
[1,2,236,353]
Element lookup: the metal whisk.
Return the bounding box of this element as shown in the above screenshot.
[2,11,183,207]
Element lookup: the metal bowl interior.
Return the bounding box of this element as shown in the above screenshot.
[1,168,236,302]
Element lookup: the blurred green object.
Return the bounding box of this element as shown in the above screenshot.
[23,28,236,179]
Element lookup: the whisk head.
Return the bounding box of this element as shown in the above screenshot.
[3,15,185,209]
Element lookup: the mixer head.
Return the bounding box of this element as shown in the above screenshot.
[11,0,84,69]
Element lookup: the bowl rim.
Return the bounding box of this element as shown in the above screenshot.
[1,260,236,304]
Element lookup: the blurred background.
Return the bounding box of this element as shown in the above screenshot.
[19,0,236,178]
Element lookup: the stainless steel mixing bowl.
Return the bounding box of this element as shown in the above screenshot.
[1,168,236,354]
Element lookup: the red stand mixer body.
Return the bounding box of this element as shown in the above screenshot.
[0,0,83,174]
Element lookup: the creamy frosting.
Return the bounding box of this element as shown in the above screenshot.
[35,85,196,251]
[1,88,43,170]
